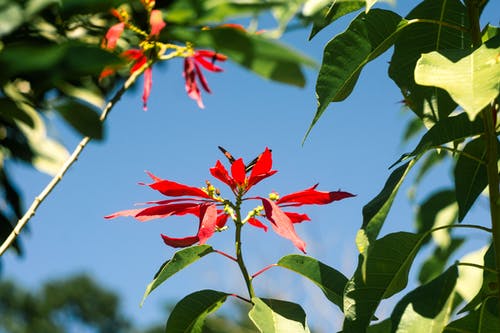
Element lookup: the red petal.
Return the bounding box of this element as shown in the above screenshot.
[195,50,227,61]
[134,203,199,221]
[196,204,218,244]
[261,198,306,253]
[277,185,356,207]
[122,49,144,60]
[102,22,125,50]
[284,212,311,223]
[209,160,235,190]
[248,148,277,188]
[149,9,166,37]
[194,54,224,72]
[148,179,211,198]
[231,158,246,186]
[184,58,204,108]
[194,62,211,93]
[247,218,268,232]
[142,67,152,111]
[105,209,143,219]
[161,234,199,248]
[99,66,116,80]
[216,212,229,229]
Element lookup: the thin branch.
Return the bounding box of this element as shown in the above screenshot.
[457,262,499,275]
[0,67,146,256]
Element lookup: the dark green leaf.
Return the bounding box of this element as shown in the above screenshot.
[392,112,484,167]
[54,99,103,140]
[0,98,35,127]
[277,254,348,310]
[391,265,458,332]
[165,289,229,333]
[343,232,425,332]
[309,1,364,40]
[415,189,456,240]
[389,0,470,122]
[249,297,310,333]
[455,137,499,221]
[445,297,500,333]
[367,319,392,332]
[165,26,316,87]
[307,9,406,138]
[418,238,464,284]
[141,245,214,306]
[62,44,121,77]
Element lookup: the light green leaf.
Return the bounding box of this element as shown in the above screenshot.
[54,98,103,140]
[165,289,229,333]
[141,245,214,306]
[277,254,348,310]
[418,237,464,284]
[344,232,426,332]
[391,266,458,333]
[166,26,316,87]
[415,37,500,120]
[0,1,23,37]
[249,298,310,333]
[307,9,406,139]
[455,246,488,304]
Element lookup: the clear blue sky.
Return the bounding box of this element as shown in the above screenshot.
[3,2,499,331]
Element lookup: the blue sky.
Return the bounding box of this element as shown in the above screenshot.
[3,2,499,332]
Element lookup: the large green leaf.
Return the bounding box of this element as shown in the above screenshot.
[343,232,426,332]
[415,189,456,239]
[165,289,229,333]
[415,36,500,120]
[165,26,316,87]
[54,99,103,140]
[141,245,214,306]
[444,297,500,333]
[391,265,458,332]
[418,238,464,284]
[392,112,484,167]
[308,0,364,40]
[389,0,470,124]
[308,9,406,137]
[277,254,348,310]
[249,297,310,333]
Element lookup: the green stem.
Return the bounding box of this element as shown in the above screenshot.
[457,262,499,275]
[466,0,500,315]
[234,195,255,299]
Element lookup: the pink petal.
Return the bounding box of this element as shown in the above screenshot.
[148,179,211,199]
[183,58,204,108]
[196,204,218,244]
[102,22,125,50]
[247,217,268,232]
[277,185,356,207]
[209,160,236,190]
[161,234,199,248]
[105,209,143,219]
[231,158,246,186]
[248,148,277,188]
[149,9,166,37]
[261,198,306,253]
[142,67,152,111]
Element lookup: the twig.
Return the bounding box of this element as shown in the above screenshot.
[0,67,145,256]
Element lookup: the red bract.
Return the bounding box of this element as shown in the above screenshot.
[183,50,227,108]
[105,172,227,248]
[123,49,151,110]
[102,22,125,50]
[149,9,166,37]
[210,147,276,194]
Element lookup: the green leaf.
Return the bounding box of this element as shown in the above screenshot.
[54,99,103,140]
[277,254,348,310]
[389,0,470,123]
[392,112,484,167]
[415,189,456,238]
[307,9,406,139]
[356,160,415,261]
[366,319,392,332]
[165,289,229,333]
[444,297,500,333]
[308,0,364,40]
[454,137,499,221]
[0,1,23,37]
[249,298,310,333]
[391,265,458,333]
[344,232,426,332]
[415,36,500,120]
[166,26,316,87]
[418,238,464,284]
[141,245,214,306]
[0,98,35,127]
[456,246,490,308]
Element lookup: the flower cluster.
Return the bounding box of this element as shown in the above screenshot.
[100,1,226,110]
[106,148,355,253]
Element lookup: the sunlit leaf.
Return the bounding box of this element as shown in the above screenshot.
[344,232,426,331]
[166,26,316,87]
[141,245,214,306]
[455,246,489,305]
[54,99,103,140]
[415,36,500,120]
[444,297,500,333]
[391,266,458,332]
[308,0,364,40]
[165,289,229,333]
[277,254,348,310]
[418,237,464,284]
[389,0,470,124]
[249,297,310,333]
[307,9,406,138]
[0,1,23,37]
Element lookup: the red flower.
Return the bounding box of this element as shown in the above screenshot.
[210,147,276,194]
[122,49,152,110]
[105,171,228,248]
[102,22,125,50]
[184,50,227,108]
[149,9,166,37]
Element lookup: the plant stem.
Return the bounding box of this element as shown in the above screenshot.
[457,262,499,275]
[234,195,255,300]
[466,0,500,314]
[0,66,146,256]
